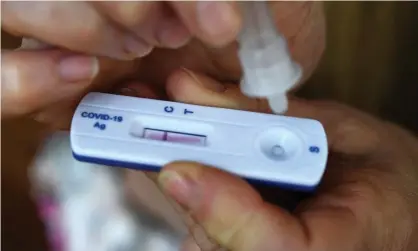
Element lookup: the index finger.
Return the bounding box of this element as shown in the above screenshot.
[169,1,242,47]
[92,1,191,49]
[2,1,152,59]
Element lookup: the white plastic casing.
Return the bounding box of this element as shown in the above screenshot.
[70,93,328,191]
[238,1,302,114]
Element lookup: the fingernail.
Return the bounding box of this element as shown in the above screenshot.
[124,35,153,58]
[158,170,191,205]
[157,18,191,48]
[197,2,240,41]
[181,67,225,92]
[58,56,99,82]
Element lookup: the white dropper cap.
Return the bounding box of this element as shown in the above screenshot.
[237,1,302,114]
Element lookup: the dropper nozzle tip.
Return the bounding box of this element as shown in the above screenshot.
[267,94,288,114]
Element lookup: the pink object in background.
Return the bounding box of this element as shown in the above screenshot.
[36,196,64,251]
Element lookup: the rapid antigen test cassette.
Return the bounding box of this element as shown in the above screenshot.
[70,92,328,191]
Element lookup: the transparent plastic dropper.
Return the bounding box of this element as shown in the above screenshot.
[237,1,302,114]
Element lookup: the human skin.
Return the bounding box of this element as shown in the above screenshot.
[121,68,418,251]
[2,1,241,57]
[1,2,325,129]
[3,3,417,250]
[1,2,328,249]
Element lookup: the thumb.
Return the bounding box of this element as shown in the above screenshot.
[158,162,308,251]
[161,70,379,250]
[1,49,98,118]
[159,161,364,251]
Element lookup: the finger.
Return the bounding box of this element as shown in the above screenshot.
[158,162,360,251]
[19,37,53,50]
[1,49,98,118]
[33,79,161,130]
[286,99,382,155]
[115,81,162,100]
[2,2,152,59]
[166,69,381,155]
[267,1,326,84]
[166,68,271,113]
[92,2,191,49]
[29,54,138,129]
[169,1,242,47]
[180,227,223,251]
[33,97,80,130]
[180,236,201,251]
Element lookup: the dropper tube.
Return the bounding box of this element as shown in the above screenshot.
[237,1,302,113]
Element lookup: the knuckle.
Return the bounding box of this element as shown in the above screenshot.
[219,211,258,249]
[113,2,151,28]
[32,112,52,125]
[2,60,30,114]
[76,17,102,44]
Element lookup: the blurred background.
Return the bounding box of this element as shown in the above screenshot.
[2,2,418,250]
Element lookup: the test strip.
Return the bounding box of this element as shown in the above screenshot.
[70,92,328,191]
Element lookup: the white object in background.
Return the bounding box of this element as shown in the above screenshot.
[29,132,187,251]
[237,1,302,114]
[70,92,328,191]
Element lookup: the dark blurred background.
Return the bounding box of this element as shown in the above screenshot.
[2,2,418,250]
[302,2,418,134]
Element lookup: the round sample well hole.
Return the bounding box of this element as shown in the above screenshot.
[258,127,302,161]
[271,145,285,157]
